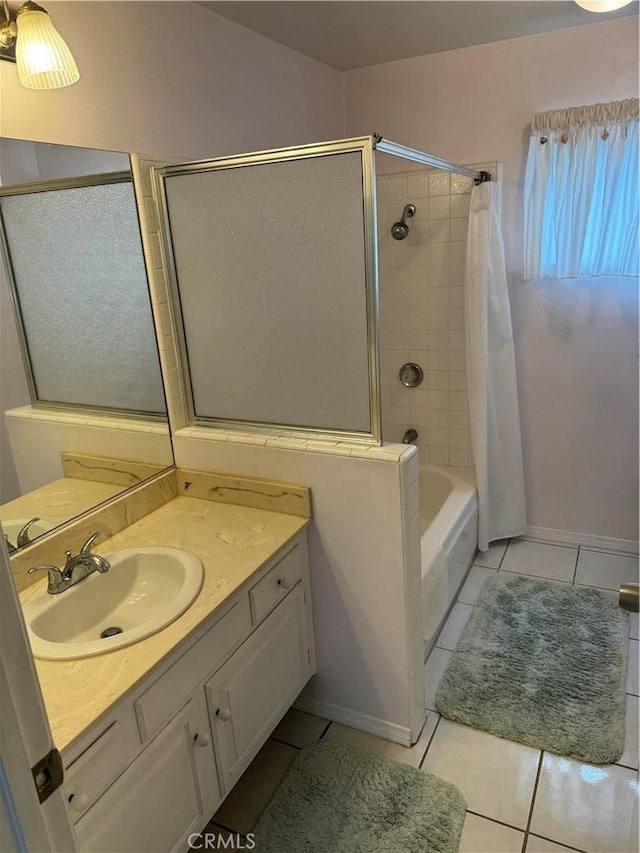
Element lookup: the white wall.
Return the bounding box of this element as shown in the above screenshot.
[5,409,172,495]
[172,430,424,744]
[0,1,344,160]
[345,18,639,542]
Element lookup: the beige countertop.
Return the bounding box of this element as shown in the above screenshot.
[20,495,309,755]
[1,477,125,531]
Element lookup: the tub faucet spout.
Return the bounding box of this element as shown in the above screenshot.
[402,428,418,444]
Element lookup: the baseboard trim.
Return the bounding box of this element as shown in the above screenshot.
[293,697,412,747]
[524,525,639,556]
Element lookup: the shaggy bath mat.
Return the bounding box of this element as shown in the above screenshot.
[253,740,467,853]
[435,574,630,763]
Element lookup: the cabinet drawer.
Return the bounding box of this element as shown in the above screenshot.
[249,542,305,624]
[135,595,251,742]
[64,722,129,822]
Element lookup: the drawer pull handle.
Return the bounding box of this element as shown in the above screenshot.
[277,577,293,590]
[68,792,90,812]
[216,708,232,722]
[194,732,211,747]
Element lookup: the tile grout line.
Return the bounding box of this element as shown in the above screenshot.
[318,720,332,741]
[572,545,581,585]
[527,831,589,853]
[520,749,545,853]
[497,539,510,569]
[208,820,247,840]
[464,808,528,834]
[616,760,639,771]
[418,713,442,770]
[268,735,302,751]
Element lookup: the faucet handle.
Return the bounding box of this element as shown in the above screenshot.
[80,531,102,555]
[28,564,65,593]
[16,517,41,548]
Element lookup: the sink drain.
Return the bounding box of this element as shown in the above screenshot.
[101,626,123,639]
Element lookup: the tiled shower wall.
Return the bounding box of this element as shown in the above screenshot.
[377,167,474,467]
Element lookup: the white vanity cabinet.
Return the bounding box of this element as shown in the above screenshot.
[64,530,314,853]
[207,582,310,795]
[75,694,218,853]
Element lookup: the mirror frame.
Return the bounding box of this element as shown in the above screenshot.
[0,170,167,421]
[0,142,176,556]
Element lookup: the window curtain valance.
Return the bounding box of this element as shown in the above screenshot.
[524,98,639,279]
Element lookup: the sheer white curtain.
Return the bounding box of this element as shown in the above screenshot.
[466,182,526,551]
[524,98,639,279]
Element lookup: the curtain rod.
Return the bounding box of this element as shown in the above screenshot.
[373,135,491,184]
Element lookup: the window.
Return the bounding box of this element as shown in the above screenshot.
[524,98,638,279]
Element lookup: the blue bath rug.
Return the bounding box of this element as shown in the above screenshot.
[253,739,467,852]
[435,574,630,763]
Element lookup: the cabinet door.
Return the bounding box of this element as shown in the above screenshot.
[206,583,312,795]
[75,694,220,853]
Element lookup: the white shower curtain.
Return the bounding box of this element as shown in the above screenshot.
[465,181,526,551]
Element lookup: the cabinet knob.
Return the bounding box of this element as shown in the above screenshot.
[68,792,90,812]
[277,577,293,589]
[216,707,232,722]
[194,732,211,747]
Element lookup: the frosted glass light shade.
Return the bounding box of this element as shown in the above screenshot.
[575,0,634,11]
[16,8,79,90]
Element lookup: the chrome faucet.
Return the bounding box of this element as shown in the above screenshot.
[4,516,42,552]
[402,428,418,444]
[27,531,111,595]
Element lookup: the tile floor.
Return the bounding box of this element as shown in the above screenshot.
[207,538,639,853]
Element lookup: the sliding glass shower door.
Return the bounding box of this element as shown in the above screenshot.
[153,137,380,442]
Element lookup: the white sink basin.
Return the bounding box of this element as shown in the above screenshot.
[3,517,56,546]
[24,547,204,660]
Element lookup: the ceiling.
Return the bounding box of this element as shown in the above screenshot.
[199,1,638,71]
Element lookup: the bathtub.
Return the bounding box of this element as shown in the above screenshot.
[419,464,478,656]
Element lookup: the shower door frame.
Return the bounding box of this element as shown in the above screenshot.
[152,136,383,444]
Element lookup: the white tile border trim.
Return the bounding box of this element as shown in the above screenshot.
[525,525,639,556]
[293,697,414,747]
[174,426,417,464]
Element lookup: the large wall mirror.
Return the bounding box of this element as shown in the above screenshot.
[0,138,174,553]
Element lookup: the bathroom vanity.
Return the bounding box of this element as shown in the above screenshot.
[20,495,315,852]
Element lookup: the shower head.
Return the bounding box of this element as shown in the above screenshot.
[391,203,416,240]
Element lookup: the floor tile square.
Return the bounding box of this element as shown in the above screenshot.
[530,753,639,853]
[324,710,439,768]
[271,709,328,748]
[212,739,298,835]
[525,836,582,852]
[424,646,452,710]
[436,602,474,650]
[575,550,639,592]
[422,719,540,828]
[619,694,639,770]
[627,640,638,696]
[474,539,509,569]
[501,540,577,582]
[629,612,638,641]
[458,566,497,605]
[459,813,523,852]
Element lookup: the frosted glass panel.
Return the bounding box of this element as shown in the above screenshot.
[1,182,165,412]
[163,151,372,432]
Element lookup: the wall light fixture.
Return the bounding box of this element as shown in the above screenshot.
[0,0,79,89]
[575,0,635,11]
